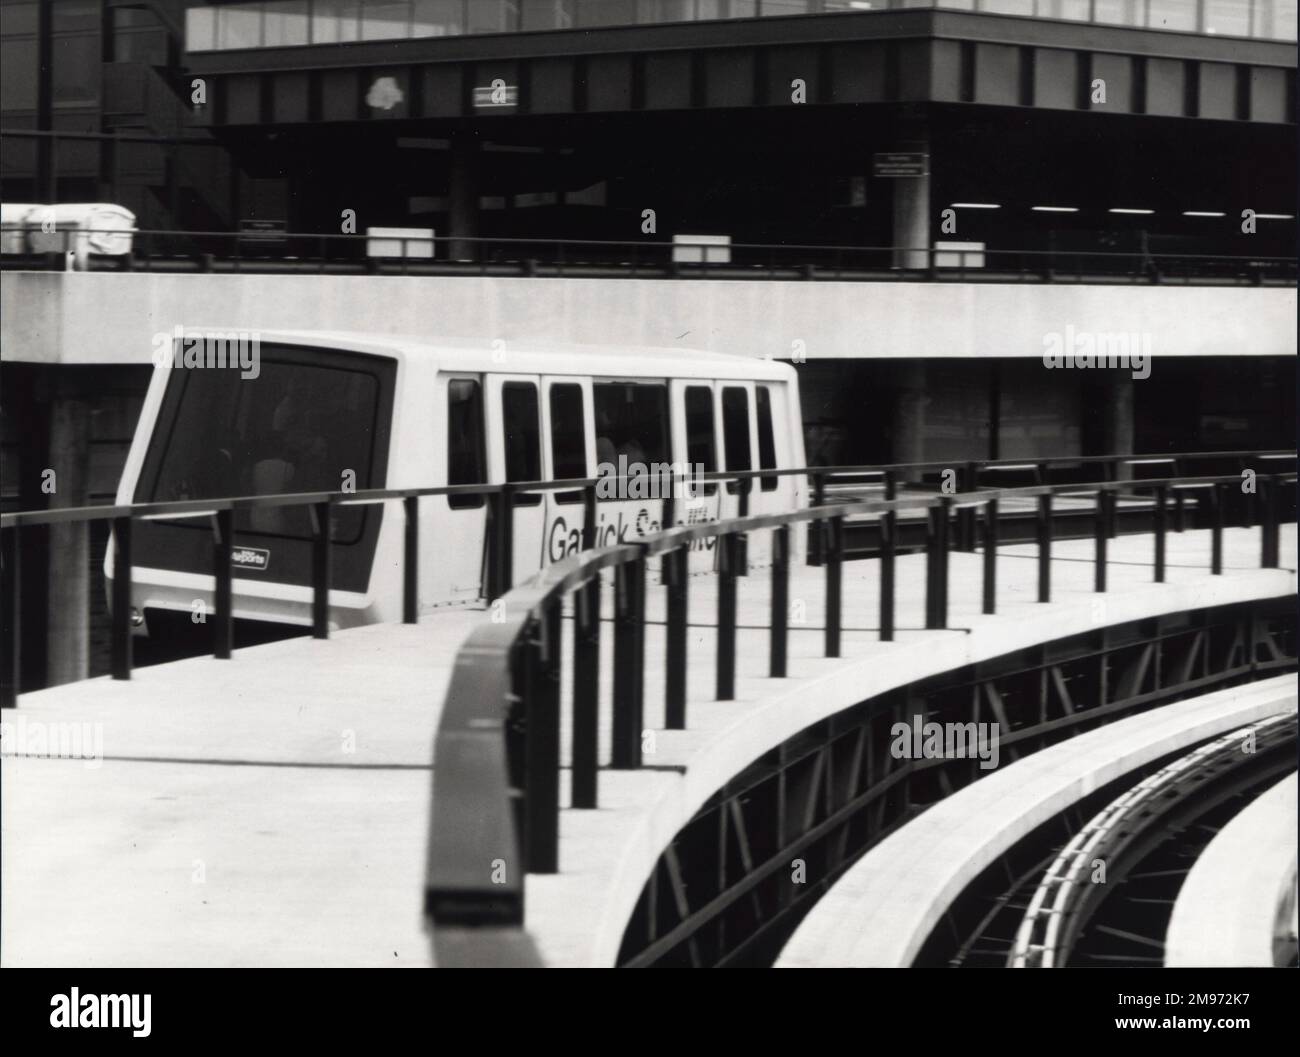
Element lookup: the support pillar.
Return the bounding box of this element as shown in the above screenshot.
[1104,374,1136,481]
[448,132,480,262]
[890,126,930,271]
[45,387,91,688]
[892,361,928,482]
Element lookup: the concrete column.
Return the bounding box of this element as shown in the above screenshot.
[892,361,928,481]
[892,167,931,271]
[448,132,480,262]
[1104,374,1136,481]
[890,120,931,271]
[45,391,91,688]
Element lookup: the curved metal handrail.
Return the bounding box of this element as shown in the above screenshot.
[422,464,1296,960]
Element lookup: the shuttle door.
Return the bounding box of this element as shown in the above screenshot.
[486,374,547,590]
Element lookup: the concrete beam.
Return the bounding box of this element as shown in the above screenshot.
[3,272,1295,366]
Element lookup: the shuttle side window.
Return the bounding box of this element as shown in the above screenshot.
[756,386,779,492]
[549,383,587,505]
[447,378,486,509]
[683,385,719,497]
[593,382,669,472]
[721,386,751,495]
[502,381,543,507]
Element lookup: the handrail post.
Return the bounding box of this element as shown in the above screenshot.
[310,501,331,638]
[716,534,739,699]
[524,600,561,873]
[572,575,600,808]
[403,495,419,624]
[960,460,978,551]
[1211,482,1224,574]
[611,554,646,767]
[770,526,789,676]
[212,508,233,659]
[582,483,597,549]
[487,485,515,601]
[824,515,843,658]
[880,499,896,642]
[1094,490,1109,592]
[925,501,950,629]
[1,525,20,707]
[1261,476,1279,568]
[1153,484,1167,583]
[665,546,688,728]
[880,471,897,641]
[810,471,826,564]
[982,497,998,614]
[1037,492,1052,603]
[111,516,133,679]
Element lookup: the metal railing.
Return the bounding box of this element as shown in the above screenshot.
[420,455,1295,956]
[1,450,1293,711]
[1,228,1294,285]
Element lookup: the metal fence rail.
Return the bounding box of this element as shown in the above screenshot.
[1,449,1294,711]
[420,457,1296,961]
[2,227,1294,285]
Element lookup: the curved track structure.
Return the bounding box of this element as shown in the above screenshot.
[1009,713,1297,968]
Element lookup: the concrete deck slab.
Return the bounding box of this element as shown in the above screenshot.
[1164,772,1297,968]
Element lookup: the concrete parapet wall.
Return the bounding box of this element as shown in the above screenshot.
[3,271,1296,364]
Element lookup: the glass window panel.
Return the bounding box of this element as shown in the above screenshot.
[502,382,542,505]
[1202,0,1252,35]
[684,386,719,495]
[312,0,362,41]
[756,386,779,491]
[150,358,380,543]
[549,384,587,502]
[0,3,39,35]
[414,0,465,35]
[1033,0,1090,19]
[264,0,310,44]
[467,0,520,32]
[0,39,38,110]
[117,26,169,64]
[721,387,751,493]
[52,0,99,32]
[52,34,99,104]
[758,1,813,15]
[1147,0,1197,31]
[575,0,636,25]
[640,0,694,22]
[1272,0,1299,40]
[1092,0,1141,26]
[981,0,1034,14]
[361,0,411,39]
[593,383,669,467]
[447,379,486,508]
[218,4,263,48]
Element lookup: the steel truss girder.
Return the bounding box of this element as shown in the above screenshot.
[615,597,1297,968]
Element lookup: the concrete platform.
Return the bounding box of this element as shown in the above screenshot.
[1164,772,1298,968]
[774,675,1298,969]
[1,525,1294,967]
